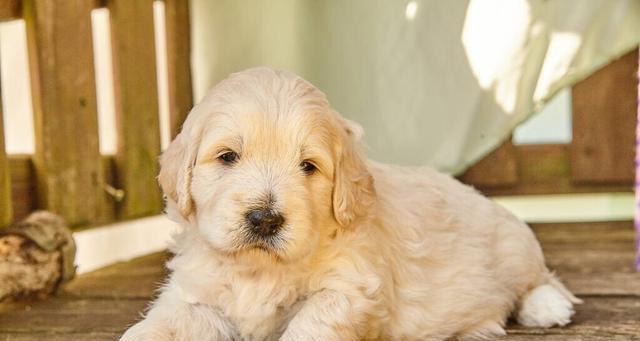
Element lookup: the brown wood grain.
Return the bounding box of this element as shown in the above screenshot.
[3,296,633,340]
[460,139,518,188]
[1,0,107,21]
[164,0,193,138]
[0,296,149,335]
[108,0,163,219]
[531,221,640,296]
[2,220,640,340]
[63,251,168,299]
[461,144,632,196]
[571,49,639,184]
[0,332,122,341]
[0,0,20,21]
[0,86,12,228]
[6,154,114,228]
[23,0,113,227]
[8,155,36,222]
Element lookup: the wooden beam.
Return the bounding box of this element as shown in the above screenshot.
[108,0,162,218]
[0,0,21,22]
[24,0,112,227]
[460,139,518,188]
[7,155,115,228]
[0,86,12,228]
[571,49,639,184]
[461,144,632,196]
[164,0,193,138]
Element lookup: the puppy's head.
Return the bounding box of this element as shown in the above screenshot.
[159,68,375,262]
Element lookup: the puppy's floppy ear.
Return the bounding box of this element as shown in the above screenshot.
[332,117,376,227]
[158,113,203,220]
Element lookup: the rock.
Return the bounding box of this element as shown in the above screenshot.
[0,211,76,302]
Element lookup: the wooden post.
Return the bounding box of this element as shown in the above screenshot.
[165,0,193,138]
[0,0,21,22]
[108,0,163,218]
[8,156,36,222]
[24,0,111,227]
[572,49,639,184]
[0,82,12,227]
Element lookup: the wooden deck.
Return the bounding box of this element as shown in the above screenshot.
[0,221,638,340]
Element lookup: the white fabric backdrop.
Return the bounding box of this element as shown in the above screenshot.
[191,0,639,174]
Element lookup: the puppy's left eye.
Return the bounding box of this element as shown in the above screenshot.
[300,161,317,175]
[219,151,239,165]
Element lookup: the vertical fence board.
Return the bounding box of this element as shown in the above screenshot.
[0,0,21,22]
[165,0,193,138]
[571,49,639,184]
[24,0,111,227]
[108,0,162,218]
[9,156,36,222]
[0,86,12,227]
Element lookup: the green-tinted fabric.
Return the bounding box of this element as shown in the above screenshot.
[191,0,640,173]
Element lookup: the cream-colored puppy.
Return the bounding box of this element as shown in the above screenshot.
[121,67,580,341]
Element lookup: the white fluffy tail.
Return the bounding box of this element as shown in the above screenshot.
[517,276,582,328]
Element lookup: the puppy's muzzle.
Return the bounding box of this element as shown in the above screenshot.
[246,209,284,237]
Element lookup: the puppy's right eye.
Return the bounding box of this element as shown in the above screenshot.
[300,161,317,175]
[218,151,239,165]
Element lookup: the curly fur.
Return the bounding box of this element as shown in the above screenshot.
[121,67,579,341]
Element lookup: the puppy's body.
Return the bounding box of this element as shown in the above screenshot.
[121,68,578,341]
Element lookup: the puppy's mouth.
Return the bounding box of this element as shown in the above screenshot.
[234,224,287,254]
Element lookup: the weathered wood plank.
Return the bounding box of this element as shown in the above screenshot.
[1,222,639,340]
[108,0,163,219]
[0,86,12,228]
[531,221,635,245]
[6,155,116,227]
[0,0,20,22]
[461,139,518,188]
[571,49,638,184]
[0,331,121,341]
[1,295,637,340]
[532,221,640,296]
[0,297,148,335]
[462,144,632,196]
[63,252,168,299]
[8,155,35,222]
[164,0,193,138]
[543,241,639,296]
[23,0,112,227]
[499,335,639,341]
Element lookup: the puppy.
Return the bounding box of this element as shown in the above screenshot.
[120,67,580,341]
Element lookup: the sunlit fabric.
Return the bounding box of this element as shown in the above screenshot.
[191,0,639,174]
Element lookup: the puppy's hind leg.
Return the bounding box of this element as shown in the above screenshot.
[457,320,506,341]
[516,275,582,328]
[120,319,174,341]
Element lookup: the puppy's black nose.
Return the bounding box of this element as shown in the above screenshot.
[246,209,284,236]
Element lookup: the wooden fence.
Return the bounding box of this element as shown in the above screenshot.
[462,49,639,196]
[0,0,637,230]
[0,0,192,229]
